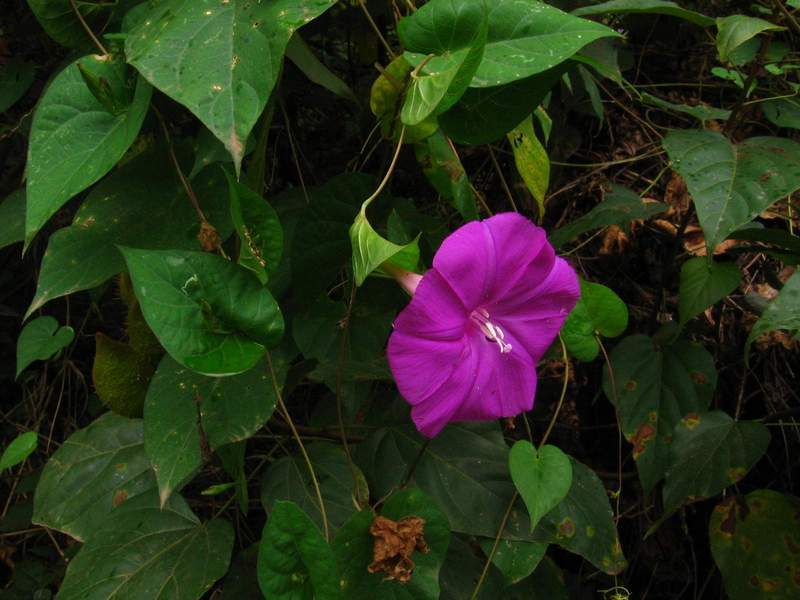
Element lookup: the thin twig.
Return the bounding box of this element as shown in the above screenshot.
[539,334,570,449]
[488,145,518,212]
[69,0,108,55]
[358,0,396,59]
[471,491,518,600]
[362,126,405,211]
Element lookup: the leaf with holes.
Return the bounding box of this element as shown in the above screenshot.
[710,490,800,600]
[662,130,800,251]
[126,0,336,170]
[679,257,740,326]
[145,353,285,505]
[663,411,770,515]
[16,316,74,378]
[602,335,717,492]
[57,491,233,599]
[746,271,800,359]
[25,55,151,246]
[333,488,450,599]
[260,442,368,533]
[26,148,232,317]
[562,279,628,362]
[398,0,488,125]
[509,442,572,532]
[472,0,620,87]
[32,413,156,541]
[120,247,284,376]
[257,500,341,599]
[507,116,549,218]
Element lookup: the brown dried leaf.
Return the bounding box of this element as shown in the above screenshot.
[664,172,690,216]
[368,515,429,583]
[682,225,737,257]
[198,221,221,252]
[599,224,628,255]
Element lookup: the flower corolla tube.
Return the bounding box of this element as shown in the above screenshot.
[387,213,580,437]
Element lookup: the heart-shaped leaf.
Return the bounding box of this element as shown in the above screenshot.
[257,500,341,599]
[350,207,421,287]
[679,257,740,326]
[145,353,285,505]
[472,0,620,87]
[26,148,232,317]
[57,491,233,600]
[710,490,800,600]
[120,247,284,375]
[662,130,800,251]
[663,411,770,515]
[32,413,156,541]
[602,335,718,492]
[126,0,336,170]
[16,316,74,378]
[477,538,547,585]
[25,55,151,246]
[715,15,784,63]
[0,432,38,471]
[509,441,572,532]
[562,279,628,362]
[399,0,488,125]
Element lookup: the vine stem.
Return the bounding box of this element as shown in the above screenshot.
[267,352,330,541]
[361,126,405,212]
[538,334,570,449]
[69,0,108,56]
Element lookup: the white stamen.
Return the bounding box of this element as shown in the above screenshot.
[471,309,513,354]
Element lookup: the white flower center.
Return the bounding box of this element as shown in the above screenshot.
[470,308,512,354]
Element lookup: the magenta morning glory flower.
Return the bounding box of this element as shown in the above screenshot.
[387,212,580,438]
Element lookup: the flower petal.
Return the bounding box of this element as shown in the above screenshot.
[393,269,468,341]
[387,331,465,406]
[450,332,537,422]
[432,219,495,308]
[493,257,580,362]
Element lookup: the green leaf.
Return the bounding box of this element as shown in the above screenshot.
[0,58,35,113]
[0,432,38,471]
[679,257,740,326]
[26,148,232,316]
[533,458,626,575]
[477,538,547,586]
[641,92,731,123]
[472,0,620,88]
[286,33,358,104]
[715,15,784,63]
[507,116,549,218]
[126,0,336,170]
[350,207,421,287]
[727,226,800,257]
[226,171,283,283]
[710,490,800,600]
[370,56,438,144]
[746,271,800,358]
[145,354,284,504]
[572,0,714,27]
[0,190,26,250]
[25,0,116,48]
[440,535,506,599]
[57,491,233,600]
[121,247,284,376]
[260,442,368,533]
[509,442,572,532]
[32,413,156,541]
[16,316,74,378]
[562,279,628,362]
[190,125,255,179]
[415,129,479,221]
[550,184,666,250]
[356,423,518,539]
[92,333,157,418]
[333,488,451,599]
[257,500,341,599]
[505,556,569,599]
[399,0,488,125]
[439,64,565,145]
[662,130,800,251]
[25,55,151,246]
[602,335,717,492]
[762,97,800,130]
[663,411,770,515]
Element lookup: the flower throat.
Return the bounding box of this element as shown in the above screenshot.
[470,308,512,354]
